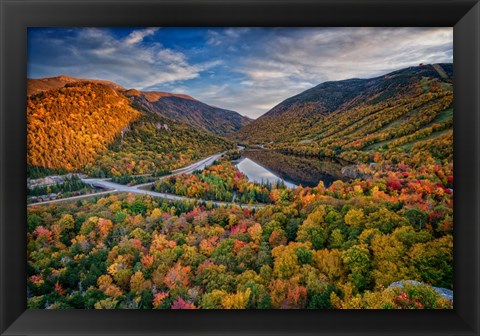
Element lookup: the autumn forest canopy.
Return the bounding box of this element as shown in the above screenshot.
[27,61,453,310]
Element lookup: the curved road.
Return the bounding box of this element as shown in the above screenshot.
[28,152,265,209]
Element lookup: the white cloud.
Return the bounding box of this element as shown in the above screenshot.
[208,27,453,117]
[242,28,453,84]
[29,27,217,90]
[206,28,251,47]
[29,27,453,118]
[124,27,159,45]
[188,78,315,119]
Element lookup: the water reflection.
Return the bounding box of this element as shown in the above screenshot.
[236,149,348,188]
[236,158,297,188]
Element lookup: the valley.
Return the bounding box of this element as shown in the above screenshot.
[26,63,454,310]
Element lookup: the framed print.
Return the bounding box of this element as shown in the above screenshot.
[1,0,479,335]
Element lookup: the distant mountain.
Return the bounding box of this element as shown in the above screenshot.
[27,81,232,177]
[234,64,453,146]
[28,75,252,136]
[124,88,197,102]
[132,93,252,136]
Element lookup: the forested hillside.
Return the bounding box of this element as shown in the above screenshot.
[27,82,233,177]
[89,105,232,177]
[234,64,453,164]
[27,82,141,171]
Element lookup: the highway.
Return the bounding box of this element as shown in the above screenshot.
[28,151,265,209]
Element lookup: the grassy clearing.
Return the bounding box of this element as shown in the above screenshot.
[430,107,453,125]
[399,129,451,150]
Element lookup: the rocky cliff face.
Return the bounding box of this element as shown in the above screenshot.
[341,164,372,179]
[389,280,453,302]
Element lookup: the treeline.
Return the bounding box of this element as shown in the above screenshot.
[27,176,96,203]
[111,175,156,186]
[28,166,71,179]
[28,175,90,196]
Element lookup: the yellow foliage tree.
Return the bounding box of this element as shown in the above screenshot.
[221,288,251,309]
[344,208,366,227]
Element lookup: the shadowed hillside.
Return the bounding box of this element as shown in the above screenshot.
[234,64,453,161]
[131,92,252,136]
[235,64,453,152]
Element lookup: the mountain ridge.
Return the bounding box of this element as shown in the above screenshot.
[234,63,453,145]
[27,81,233,177]
[28,75,251,136]
[139,94,252,136]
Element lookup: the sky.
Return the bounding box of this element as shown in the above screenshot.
[28,27,453,119]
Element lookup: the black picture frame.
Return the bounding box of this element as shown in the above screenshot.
[1,0,479,335]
